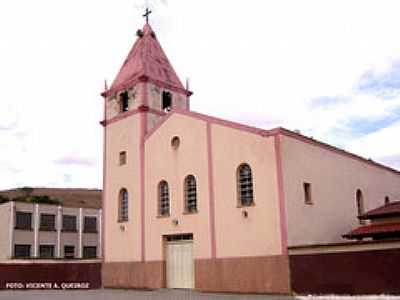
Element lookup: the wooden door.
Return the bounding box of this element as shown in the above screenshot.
[166,240,194,289]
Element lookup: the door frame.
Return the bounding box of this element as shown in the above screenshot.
[163,233,194,289]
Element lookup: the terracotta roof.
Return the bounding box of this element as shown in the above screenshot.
[343,222,400,239]
[359,201,400,220]
[105,24,184,97]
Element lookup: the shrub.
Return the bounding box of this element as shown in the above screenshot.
[13,195,61,206]
[0,195,9,204]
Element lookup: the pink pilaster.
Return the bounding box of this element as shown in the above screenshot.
[274,135,288,255]
[140,82,148,262]
[206,122,217,258]
[101,95,108,262]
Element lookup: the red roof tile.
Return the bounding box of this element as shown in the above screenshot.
[106,24,184,97]
[343,222,400,239]
[360,201,400,220]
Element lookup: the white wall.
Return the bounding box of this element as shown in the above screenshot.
[281,134,400,247]
[0,202,11,260]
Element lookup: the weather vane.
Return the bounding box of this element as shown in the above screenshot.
[143,7,152,24]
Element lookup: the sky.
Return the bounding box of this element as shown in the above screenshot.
[0,0,400,190]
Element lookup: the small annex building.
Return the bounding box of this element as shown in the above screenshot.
[101,21,400,294]
[0,188,102,289]
[344,201,400,240]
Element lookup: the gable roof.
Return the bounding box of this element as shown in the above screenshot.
[143,108,400,176]
[105,24,185,97]
[343,222,400,239]
[359,201,400,220]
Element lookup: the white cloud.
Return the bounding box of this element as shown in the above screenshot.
[346,120,400,159]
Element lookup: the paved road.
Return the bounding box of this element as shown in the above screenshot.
[0,289,293,300]
[0,289,396,300]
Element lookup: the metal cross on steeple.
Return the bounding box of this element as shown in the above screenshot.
[143,7,152,24]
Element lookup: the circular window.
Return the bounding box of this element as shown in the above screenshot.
[171,136,180,149]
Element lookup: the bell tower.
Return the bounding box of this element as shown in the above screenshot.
[102,23,192,132]
[101,22,192,263]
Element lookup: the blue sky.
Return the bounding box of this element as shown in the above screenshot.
[1,0,400,189]
[307,61,400,145]
[357,61,400,99]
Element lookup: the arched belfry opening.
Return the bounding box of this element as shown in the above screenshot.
[119,91,129,112]
[162,91,172,112]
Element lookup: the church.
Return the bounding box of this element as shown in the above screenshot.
[101,19,400,294]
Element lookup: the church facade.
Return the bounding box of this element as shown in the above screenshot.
[101,23,400,294]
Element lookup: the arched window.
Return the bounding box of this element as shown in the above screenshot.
[119,91,129,113]
[184,175,197,213]
[119,188,129,222]
[158,181,170,216]
[356,189,365,224]
[237,163,254,206]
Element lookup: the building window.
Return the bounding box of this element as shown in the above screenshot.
[184,175,197,213]
[119,188,129,222]
[237,164,254,206]
[120,91,129,112]
[15,212,32,230]
[64,245,75,259]
[165,233,193,242]
[303,182,312,205]
[119,151,127,165]
[171,136,180,149]
[158,180,170,216]
[40,214,56,231]
[83,216,97,233]
[356,189,365,225]
[14,244,31,258]
[39,245,55,258]
[62,215,77,232]
[162,91,172,112]
[83,246,97,259]
[385,196,390,205]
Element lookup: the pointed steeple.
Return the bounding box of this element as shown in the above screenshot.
[104,24,187,97]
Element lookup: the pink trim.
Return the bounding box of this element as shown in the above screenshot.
[101,95,107,262]
[102,109,140,126]
[101,107,165,127]
[145,108,268,141]
[146,77,192,97]
[181,109,268,136]
[274,135,288,255]
[206,122,217,258]
[144,112,174,141]
[190,110,400,175]
[138,105,149,112]
[102,79,139,97]
[143,108,400,177]
[139,82,148,262]
[102,76,192,98]
[140,113,146,262]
